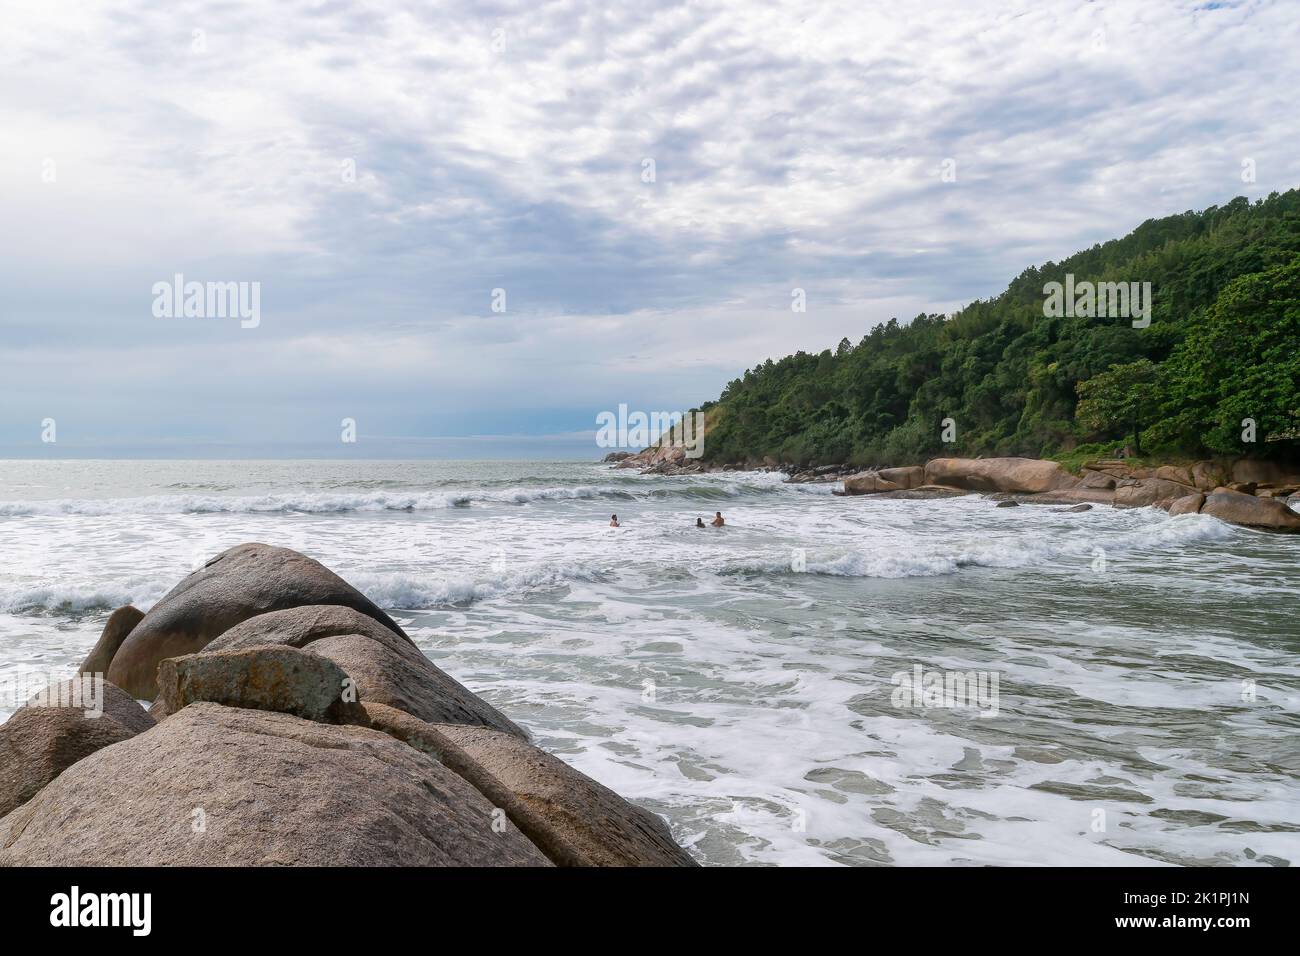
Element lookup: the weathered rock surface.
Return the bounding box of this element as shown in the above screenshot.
[841,465,925,495]
[24,677,156,736]
[1079,470,1118,490]
[207,603,415,654]
[1229,459,1300,487]
[995,500,1019,508]
[1063,503,1093,512]
[1191,461,1228,491]
[1168,493,1206,516]
[877,466,924,489]
[1009,487,1116,505]
[842,472,902,495]
[78,605,144,677]
[108,543,407,699]
[1154,465,1194,487]
[0,703,552,866]
[1114,478,1197,509]
[1201,489,1300,531]
[205,605,526,738]
[872,484,973,500]
[361,703,695,867]
[157,645,365,725]
[0,679,151,818]
[924,458,1078,494]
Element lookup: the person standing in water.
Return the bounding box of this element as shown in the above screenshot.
[711,511,725,527]
[610,514,620,527]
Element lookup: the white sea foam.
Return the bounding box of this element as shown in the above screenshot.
[0,481,786,516]
[726,512,1238,579]
[349,563,606,609]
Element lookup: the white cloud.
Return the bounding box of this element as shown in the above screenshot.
[1,0,1297,450]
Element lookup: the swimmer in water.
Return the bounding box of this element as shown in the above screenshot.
[711,511,725,527]
[610,514,620,527]
[695,517,705,528]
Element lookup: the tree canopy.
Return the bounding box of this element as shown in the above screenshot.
[699,190,1300,466]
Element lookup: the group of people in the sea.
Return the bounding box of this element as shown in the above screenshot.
[609,512,724,528]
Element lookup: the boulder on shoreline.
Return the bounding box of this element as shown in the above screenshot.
[841,466,924,495]
[157,645,366,725]
[924,457,1078,494]
[0,679,152,818]
[202,605,526,738]
[107,543,407,700]
[77,605,144,678]
[1114,477,1197,509]
[1168,493,1206,516]
[0,546,696,867]
[0,703,552,866]
[1201,488,1300,531]
[362,703,697,867]
[871,484,972,500]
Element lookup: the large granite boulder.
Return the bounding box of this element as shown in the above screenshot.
[923,458,1078,494]
[206,603,415,656]
[77,605,144,677]
[157,645,365,725]
[1191,461,1229,491]
[1079,470,1117,490]
[1168,493,1206,516]
[1229,459,1300,487]
[877,466,924,489]
[1201,489,1300,531]
[842,466,925,495]
[203,605,526,738]
[1114,478,1197,509]
[0,679,152,818]
[107,544,407,700]
[842,472,902,495]
[362,703,696,867]
[1154,465,1194,486]
[0,703,552,866]
[24,677,155,735]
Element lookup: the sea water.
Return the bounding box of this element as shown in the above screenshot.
[1,459,1296,866]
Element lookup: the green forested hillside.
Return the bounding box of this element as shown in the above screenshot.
[701,190,1300,466]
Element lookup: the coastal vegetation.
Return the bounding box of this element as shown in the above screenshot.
[698,190,1300,467]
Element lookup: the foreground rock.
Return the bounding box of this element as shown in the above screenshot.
[203,605,526,738]
[0,703,551,866]
[363,703,696,867]
[157,645,365,725]
[924,458,1078,494]
[107,543,407,699]
[0,680,152,818]
[0,546,697,867]
[1201,488,1300,531]
[77,605,144,677]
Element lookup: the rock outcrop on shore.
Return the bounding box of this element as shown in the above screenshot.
[0,544,697,867]
[608,445,1300,531]
[832,455,1300,531]
[107,543,406,700]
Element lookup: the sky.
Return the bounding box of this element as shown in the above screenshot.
[2,0,1298,458]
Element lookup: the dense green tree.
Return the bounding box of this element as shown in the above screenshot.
[698,190,1300,465]
[1149,257,1300,455]
[1075,359,1160,453]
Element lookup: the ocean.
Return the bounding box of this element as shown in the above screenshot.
[1,458,1296,866]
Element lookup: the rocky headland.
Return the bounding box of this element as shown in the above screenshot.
[0,543,697,866]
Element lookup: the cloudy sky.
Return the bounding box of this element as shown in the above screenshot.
[2,0,1297,456]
